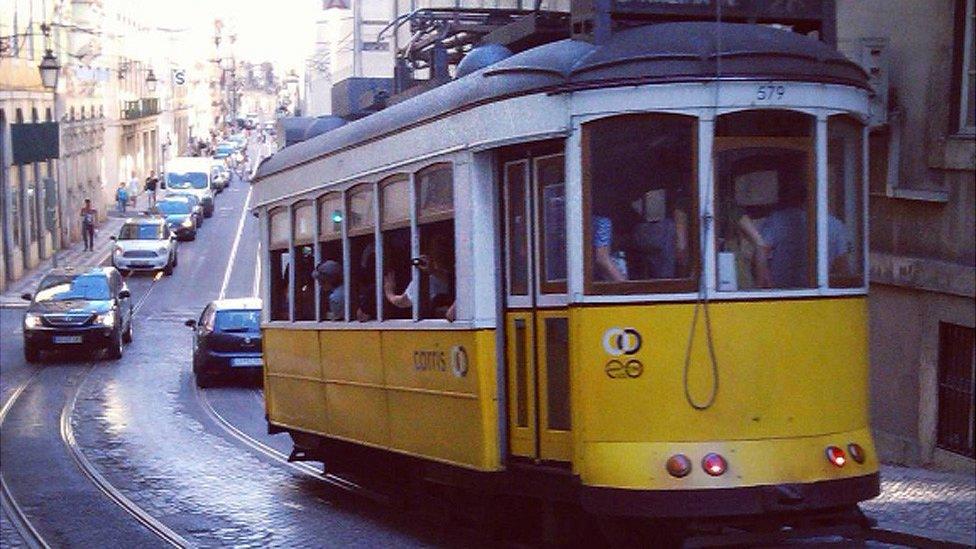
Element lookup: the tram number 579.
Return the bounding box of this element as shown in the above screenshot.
[756,84,786,102]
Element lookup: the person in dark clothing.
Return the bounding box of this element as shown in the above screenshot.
[144,170,159,209]
[80,198,97,251]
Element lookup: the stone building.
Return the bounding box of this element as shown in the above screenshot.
[838,0,975,470]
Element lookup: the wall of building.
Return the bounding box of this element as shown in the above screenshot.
[838,0,975,470]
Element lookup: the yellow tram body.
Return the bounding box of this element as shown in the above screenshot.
[253,20,880,533]
[264,297,875,486]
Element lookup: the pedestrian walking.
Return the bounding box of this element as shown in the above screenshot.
[116,183,129,214]
[128,170,140,207]
[80,198,97,251]
[145,170,159,209]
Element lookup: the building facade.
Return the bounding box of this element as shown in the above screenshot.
[1,0,65,289]
[838,0,975,470]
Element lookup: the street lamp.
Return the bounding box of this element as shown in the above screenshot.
[145,69,158,94]
[38,49,60,90]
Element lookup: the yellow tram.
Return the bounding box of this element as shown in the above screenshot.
[253,20,878,540]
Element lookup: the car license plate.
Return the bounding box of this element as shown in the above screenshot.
[54,335,83,344]
[231,357,263,367]
[132,262,151,268]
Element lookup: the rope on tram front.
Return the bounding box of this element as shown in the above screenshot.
[683,215,719,411]
[684,3,724,411]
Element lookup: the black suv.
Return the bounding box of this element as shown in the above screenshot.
[22,267,133,362]
[186,298,262,387]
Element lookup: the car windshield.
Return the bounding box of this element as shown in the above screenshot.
[157,201,191,215]
[166,171,208,189]
[214,310,261,332]
[119,224,163,240]
[35,274,111,302]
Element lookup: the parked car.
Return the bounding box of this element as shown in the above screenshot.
[21,267,133,362]
[186,298,263,387]
[111,216,178,276]
[155,197,198,241]
[163,190,204,227]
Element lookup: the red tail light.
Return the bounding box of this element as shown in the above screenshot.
[666,454,692,478]
[702,453,727,476]
[825,446,846,467]
[847,443,865,464]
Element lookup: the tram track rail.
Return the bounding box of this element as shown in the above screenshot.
[1,272,191,548]
[54,271,193,547]
[193,385,389,506]
[0,371,50,549]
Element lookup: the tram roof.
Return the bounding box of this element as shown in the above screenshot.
[254,22,868,183]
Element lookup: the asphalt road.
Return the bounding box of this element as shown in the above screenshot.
[0,166,482,548]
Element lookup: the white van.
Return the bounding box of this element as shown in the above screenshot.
[165,157,215,217]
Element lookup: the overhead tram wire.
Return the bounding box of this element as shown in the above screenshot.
[682,1,722,412]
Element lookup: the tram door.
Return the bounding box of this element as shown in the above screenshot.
[502,150,572,464]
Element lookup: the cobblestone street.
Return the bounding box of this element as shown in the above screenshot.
[864,465,976,546]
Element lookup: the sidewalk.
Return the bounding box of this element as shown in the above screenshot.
[0,193,150,308]
[864,464,976,547]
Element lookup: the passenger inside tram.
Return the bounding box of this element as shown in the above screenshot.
[383,230,456,321]
[312,259,345,321]
[715,155,853,290]
[353,242,376,321]
[587,113,696,286]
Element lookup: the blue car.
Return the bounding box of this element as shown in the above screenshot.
[155,198,197,241]
[186,298,263,387]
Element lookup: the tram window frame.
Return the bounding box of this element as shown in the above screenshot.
[346,183,377,322]
[827,114,866,289]
[415,163,456,321]
[379,174,413,320]
[292,200,316,321]
[317,192,345,321]
[581,113,700,296]
[535,153,568,295]
[268,207,290,321]
[713,109,818,292]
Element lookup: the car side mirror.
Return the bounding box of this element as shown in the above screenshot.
[109,235,117,241]
[119,289,131,299]
[20,293,31,301]
[185,319,197,328]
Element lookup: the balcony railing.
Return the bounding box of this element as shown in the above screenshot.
[120,98,160,120]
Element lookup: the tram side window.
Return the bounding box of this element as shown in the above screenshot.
[537,154,567,292]
[413,164,455,320]
[347,185,376,321]
[714,110,817,291]
[317,193,345,321]
[268,208,290,321]
[293,201,316,321]
[827,115,865,288]
[583,113,697,294]
[380,176,412,320]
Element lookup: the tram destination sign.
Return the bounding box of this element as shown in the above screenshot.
[571,0,835,46]
[608,0,830,19]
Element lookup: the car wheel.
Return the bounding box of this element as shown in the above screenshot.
[204,208,213,218]
[122,320,133,343]
[24,342,41,363]
[173,252,179,267]
[106,330,123,360]
[163,257,174,276]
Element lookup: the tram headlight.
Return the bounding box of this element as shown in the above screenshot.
[702,453,727,476]
[847,443,865,464]
[666,454,692,478]
[825,446,846,467]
